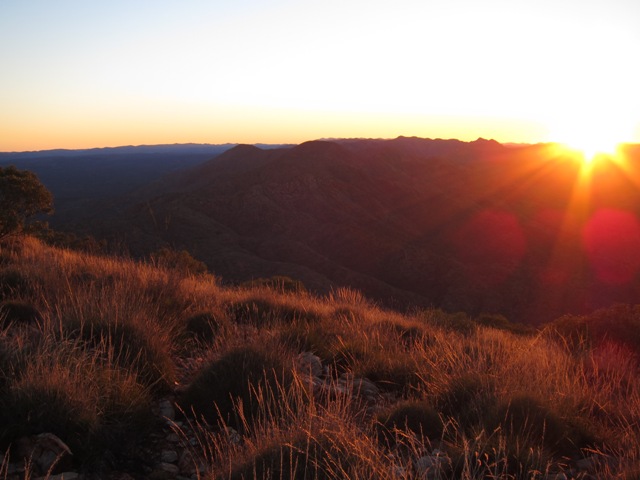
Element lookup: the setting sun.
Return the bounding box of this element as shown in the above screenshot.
[548,109,635,163]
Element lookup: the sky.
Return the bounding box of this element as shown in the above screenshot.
[1,0,639,151]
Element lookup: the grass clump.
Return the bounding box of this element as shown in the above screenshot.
[377,400,443,445]
[488,394,593,458]
[0,300,43,327]
[0,267,33,300]
[437,373,496,433]
[242,275,307,294]
[184,310,227,343]
[62,314,176,393]
[0,339,155,467]
[227,295,320,327]
[180,343,295,430]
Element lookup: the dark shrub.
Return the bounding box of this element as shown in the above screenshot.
[229,437,310,480]
[229,432,364,480]
[549,304,640,356]
[422,309,477,336]
[0,268,31,300]
[438,373,495,432]
[64,317,175,392]
[228,297,319,326]
[0,368,154,467]
[377,400,443,445]
[150,247,207,275]
[180,345,294,430]
[185,311,226,342]
[0,383,99,457]
[488,395,595,457]
[0,300,43,327]
[242,276,307,294]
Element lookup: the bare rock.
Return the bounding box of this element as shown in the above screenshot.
[414,451,452,479]
[159,399,176,421]
[297,352,323,378]
[35,472,80,480]
[161,450,179,463]
[15,433,73,475]
[159,462,180,474]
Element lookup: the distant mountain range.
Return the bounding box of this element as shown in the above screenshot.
[5,138,640,324]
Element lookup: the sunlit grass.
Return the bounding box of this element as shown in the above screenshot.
[1,236,639,478]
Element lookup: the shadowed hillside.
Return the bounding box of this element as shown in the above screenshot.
[71,137,640,324]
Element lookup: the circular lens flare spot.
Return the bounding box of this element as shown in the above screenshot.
[582,209,640,285]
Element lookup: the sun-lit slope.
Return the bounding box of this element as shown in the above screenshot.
[1,237,640,478]
[86,137,640,323]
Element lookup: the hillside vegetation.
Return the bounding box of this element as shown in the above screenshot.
[1,237,639,479]
[74,138,640,325]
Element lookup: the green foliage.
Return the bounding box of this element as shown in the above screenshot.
[0,166,53,240]
[180,344,294,429]
[150,247,208,275]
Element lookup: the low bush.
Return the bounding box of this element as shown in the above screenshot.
[180,344,295,430]
[488,395,594,457]
[377,400,443,446]
[227,296,319,326]
[184,310,227,343]
[549,304,640,356]
[63,315,176,392]
[437,373,495,433]
[421,309,477,336]
[0,345,154,466]
[475,313,533,335]
[242,276,307,294]
[0,300,43,328]
[0,267,32,300]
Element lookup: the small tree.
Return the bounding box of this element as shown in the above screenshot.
[0,166,53,240]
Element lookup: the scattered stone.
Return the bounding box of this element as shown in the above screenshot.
[35,472,80,480]
[575,454,618,474]
[158,462,180,474]
[6,463,25,476]
[15,433,73,475]
[166,433,181,443]
[542,473,567,480]
[297,352,323,378]
[414,451,452,479]
[159,399,176,421]
[391,465,407,477]
[336,374,380,400]
[161,450,179,463]
[225,427,242,445]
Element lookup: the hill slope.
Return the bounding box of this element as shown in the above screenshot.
[1,237,639,478]
[79,138,640,324]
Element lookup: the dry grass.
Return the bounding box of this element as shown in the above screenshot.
[1,236,639,478]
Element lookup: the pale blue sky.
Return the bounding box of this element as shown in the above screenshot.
[1,0,639,151]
